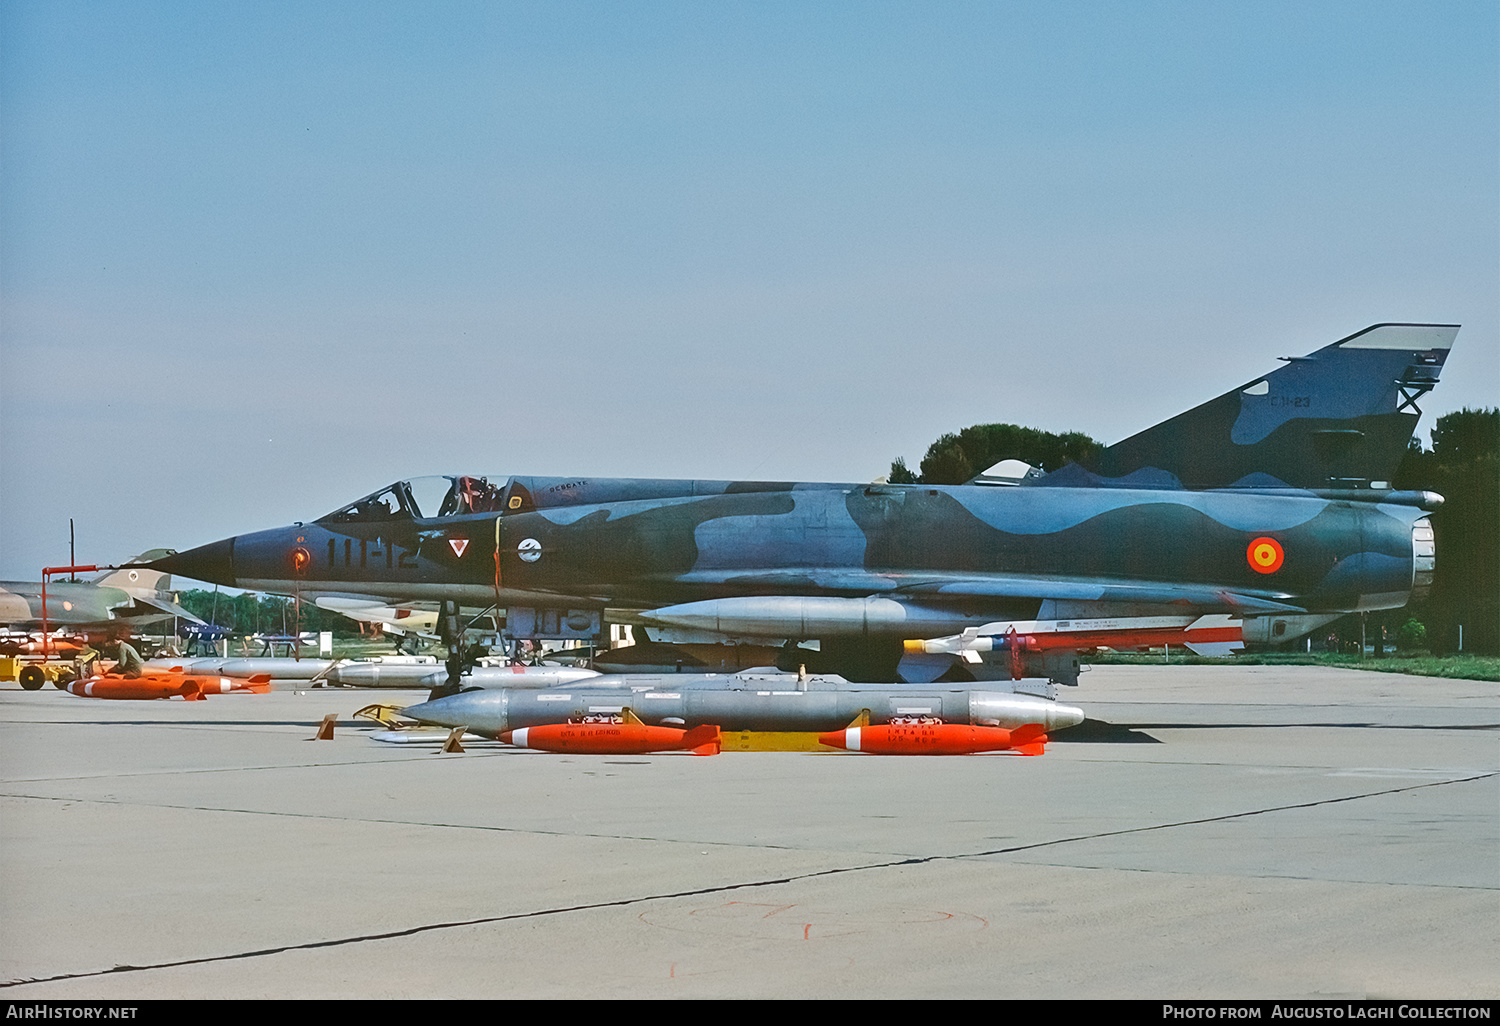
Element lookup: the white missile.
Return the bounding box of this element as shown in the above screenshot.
[327,661,601,689]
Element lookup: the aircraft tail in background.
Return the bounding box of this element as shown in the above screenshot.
[94,550,177,593]
[1062,323,1458,491]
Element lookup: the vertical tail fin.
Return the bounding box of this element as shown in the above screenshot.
[95,549,177,592]
[1077,324,1458,491]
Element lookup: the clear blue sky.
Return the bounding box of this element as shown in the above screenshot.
[2,1,1495,578]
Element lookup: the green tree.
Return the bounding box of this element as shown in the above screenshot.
[1394,407,1498,654]
[891,423,1103,485]
[176,589,359,638]
[888,457,918,484]
[1396,619,1427,652]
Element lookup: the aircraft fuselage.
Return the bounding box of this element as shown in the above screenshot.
[159,478,1430,629]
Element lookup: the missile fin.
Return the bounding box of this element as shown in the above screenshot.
[1010,723,1047,745]
[1010,723,1048,755]
[681,724,722,756]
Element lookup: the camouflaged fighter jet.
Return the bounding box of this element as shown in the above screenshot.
[147,323,1455,686]
[0,552,201,648]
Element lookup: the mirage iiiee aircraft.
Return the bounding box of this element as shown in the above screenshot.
[149,324,1455,688]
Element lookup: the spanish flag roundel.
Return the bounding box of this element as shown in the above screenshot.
[1247,536,1284,574]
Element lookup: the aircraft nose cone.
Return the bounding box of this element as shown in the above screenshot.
[149,538,236,587]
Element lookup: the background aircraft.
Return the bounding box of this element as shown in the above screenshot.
[309,597,439,653]
[149,324,1455,685]
[0,551,201,650]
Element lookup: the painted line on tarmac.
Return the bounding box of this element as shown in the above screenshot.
[2,770,1493,989]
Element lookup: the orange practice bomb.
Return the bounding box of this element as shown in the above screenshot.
[818,720,1049,756]
[66,674,206,701]
[501,720,721,756]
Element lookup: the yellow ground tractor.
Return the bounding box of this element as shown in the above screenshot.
[1,655,77,690]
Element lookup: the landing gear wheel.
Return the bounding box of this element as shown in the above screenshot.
[19,666,45,690]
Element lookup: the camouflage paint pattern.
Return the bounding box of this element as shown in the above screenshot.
[147,324,1455,679]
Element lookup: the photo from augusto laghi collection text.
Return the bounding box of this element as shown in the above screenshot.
[1162,1006,1494,1020]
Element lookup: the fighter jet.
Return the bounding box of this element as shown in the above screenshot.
[0,551,201,648]
[149,324,1455,686]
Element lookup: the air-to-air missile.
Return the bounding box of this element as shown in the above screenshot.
[0,635,84,657]
[323,662,601,688]
[397,670,1085,754]
[142,656,336,681]
[134,656,600,689]
[901,614,1247,678]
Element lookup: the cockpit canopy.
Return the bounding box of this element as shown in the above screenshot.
[318,476,506,524]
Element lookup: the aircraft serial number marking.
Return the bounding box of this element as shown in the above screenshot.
[329,537,416,569]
